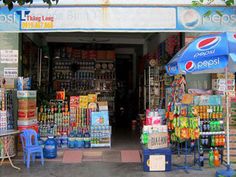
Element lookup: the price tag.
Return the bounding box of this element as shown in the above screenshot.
[207,109,213,113]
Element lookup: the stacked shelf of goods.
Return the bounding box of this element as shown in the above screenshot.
[145,66,160,110]
[51,46,116,96]
[37,100,70,138]
[224,97,236,162]
[196,105,225,148]
[17,91,38,152]
[194,95,225,166]
[0,89,16,158]
[95,60,115,118]
[40,57,50,93]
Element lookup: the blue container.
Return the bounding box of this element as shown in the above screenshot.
[56,136,61,147]
[61,133,68,148]
[142,147,172,172]
[75,138,84,148]
[43,136,57,159]
[68,138,75,148]
[84,139,91,148]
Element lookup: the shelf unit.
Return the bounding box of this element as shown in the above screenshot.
[51,47,116,119]
[144,65,160,110]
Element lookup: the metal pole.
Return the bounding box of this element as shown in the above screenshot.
[148,66,151,109]
[225,68,230,166]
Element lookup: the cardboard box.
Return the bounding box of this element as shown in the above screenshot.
[17,91,37,98]
[212,73,235,79]
[142,147,172,172]
[17,119,38,126]
[18,99,36,110]
[18,109,36,119]
[18,124,39,133]
[98,101,108,111]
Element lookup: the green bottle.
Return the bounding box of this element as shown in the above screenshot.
[211,136,215,147]
[209,148,214,167]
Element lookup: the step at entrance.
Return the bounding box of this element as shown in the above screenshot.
[82,150,103,162]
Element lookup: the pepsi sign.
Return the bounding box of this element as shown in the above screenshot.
[185,61,195,72]
[197,37,221,51]
[184,57,221,73]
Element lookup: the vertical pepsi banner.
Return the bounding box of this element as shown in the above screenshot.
[177,7,236,32]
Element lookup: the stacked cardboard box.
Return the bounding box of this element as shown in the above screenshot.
[212,73,235,97]
[224,97,236,162]
[17,91,38,132]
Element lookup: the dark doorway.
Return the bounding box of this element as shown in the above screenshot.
[115,54,136,128]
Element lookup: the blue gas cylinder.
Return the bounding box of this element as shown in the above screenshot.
[43,136,57,159]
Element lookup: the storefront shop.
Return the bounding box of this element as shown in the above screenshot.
[0,0,236,174]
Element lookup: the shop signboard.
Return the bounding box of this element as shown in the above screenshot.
[148,132,168,149]
[177,7,236,32]
[3,0,226,6]
[0,6,235,32]
[0,50,18,64]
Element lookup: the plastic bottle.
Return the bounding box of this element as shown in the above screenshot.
[215,135,219,147]
[209,148,214,167]
[199,147,204,167]
[44,136,57,159]
[214,148,220,167]
[211,135,215,147]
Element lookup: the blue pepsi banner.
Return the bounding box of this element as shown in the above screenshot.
[0,6,236,32]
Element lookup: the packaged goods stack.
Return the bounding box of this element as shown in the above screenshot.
[0,89,16,158]
[51,46,116,119]
[140,109,171,172]
[17,91,38,132]
[17,91,38,151]
[211,73,236,164]
[37,93,112,149]
[90,110,111,148]
[37,100,70,137]
[212,73,235,97]
[225,97,236,162]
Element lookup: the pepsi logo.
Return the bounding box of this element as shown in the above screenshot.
[168,66,171,72]
[233,33,236,39]
[185,61,195,72]
[197,37,221,50]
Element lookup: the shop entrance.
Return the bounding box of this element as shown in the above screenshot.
[19,32,182,150]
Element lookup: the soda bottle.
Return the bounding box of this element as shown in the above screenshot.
[199,147,204,167]
[211,135,215,147]
[222,135,225,146]
[216,121,220,132]
[220,121,224,131]
[214,148,220,167]
[209,148,214,167]
[215,135,219,147]
[206,135,209,147]
[219,135,223,146]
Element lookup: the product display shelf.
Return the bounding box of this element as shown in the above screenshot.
[193,100,225,168]
[144,65,160,110]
